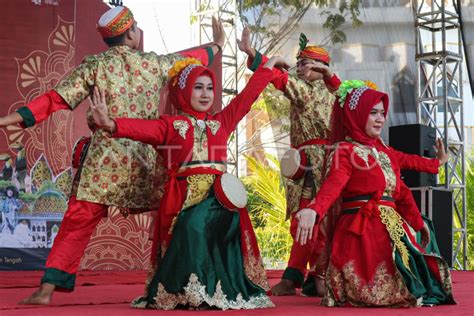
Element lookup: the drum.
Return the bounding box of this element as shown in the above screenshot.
[280,147,307,180]
[72,136,91,169]
[214,173,248,211]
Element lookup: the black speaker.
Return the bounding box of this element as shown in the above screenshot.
[410,187,453,267]
[389,124,437,187]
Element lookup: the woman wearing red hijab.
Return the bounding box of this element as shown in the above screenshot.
[295,81,455,307]
[89,56,288,310]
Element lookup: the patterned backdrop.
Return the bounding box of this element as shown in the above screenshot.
[0,0,153,270]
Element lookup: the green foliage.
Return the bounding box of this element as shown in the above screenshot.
[19,191,37,203]
[255,86,290,123]
[242,154,292,266]
[438,151,474,269]
[0,180,14,190]
[238,0,362,52]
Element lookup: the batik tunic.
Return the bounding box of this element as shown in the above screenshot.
[16,45,213,209]
[111,67,275,310]
[248,51,340,217]
[307,138,455,307]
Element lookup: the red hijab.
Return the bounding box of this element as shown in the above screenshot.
[330,86,389,147]
[168,64,216,120]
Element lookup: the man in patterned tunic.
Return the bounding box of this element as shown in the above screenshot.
[0,5,224,305]
[238,28,341,297]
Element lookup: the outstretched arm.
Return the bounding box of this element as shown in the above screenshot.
[1,90,72,128]
[219,56,288,133]
[390,138,447,173]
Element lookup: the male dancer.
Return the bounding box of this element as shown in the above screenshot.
[238,29,340,296]
[0,5,224,305]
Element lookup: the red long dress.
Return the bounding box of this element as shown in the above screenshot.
[111,67,275,309]
[307,138,454,307]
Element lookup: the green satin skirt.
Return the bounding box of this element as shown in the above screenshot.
[133,193,273,310]
[395,216,454,306]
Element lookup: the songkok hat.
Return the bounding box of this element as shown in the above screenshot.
[97,6,134,39]
[296,33,330,65]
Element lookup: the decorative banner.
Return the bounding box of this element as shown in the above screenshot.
[0,0,222,271]
[0,0,153,271]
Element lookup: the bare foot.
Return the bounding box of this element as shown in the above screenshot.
[315,277,325,297]
[271,279,296,296]
[19,283,55,305]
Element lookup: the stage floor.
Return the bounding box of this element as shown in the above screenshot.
[0,270,472,315]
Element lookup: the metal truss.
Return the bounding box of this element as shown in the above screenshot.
[194,0,240,175]
[415,0,467,269]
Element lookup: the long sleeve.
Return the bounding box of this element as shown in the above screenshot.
[323,74,342,93]
[219,67,274,133]
[395,180,424,231]
[16,90,70,128]
[390,147,439,174]
[306,144,353,217]
[248,50,341,96]
[248,51,288,92]
[113,117,168,147]
[180,46,215,66]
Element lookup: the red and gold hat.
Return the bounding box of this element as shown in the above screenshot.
[296,33,330,64]
[97,6,134,39]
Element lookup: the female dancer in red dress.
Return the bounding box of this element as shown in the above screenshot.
[295,80,455,307]
[89,56,288,310]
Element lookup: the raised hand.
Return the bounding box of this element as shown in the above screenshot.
[212,16,225,49]
[237,26,252,53]
[434,138,448,165]
[303,62,333,80]
[295,208,317,245]
[264,56,290,71]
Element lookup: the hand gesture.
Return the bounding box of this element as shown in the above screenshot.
[419,221,431,248]
[89,87,113,131]
[212,16,225,48]
[295,208,317,245]
[264,56,290,71]
[303,62,332,80]
[434,138,448,165]
[237,26,252,54]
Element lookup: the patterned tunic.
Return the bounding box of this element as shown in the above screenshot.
[17,45,212,209]
[248,51,339,217]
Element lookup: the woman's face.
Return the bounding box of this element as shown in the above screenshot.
[365,101,385,138]
[190,75,214,112]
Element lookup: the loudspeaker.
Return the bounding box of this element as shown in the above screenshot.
[410,187,453,267]
[389,124,437,187]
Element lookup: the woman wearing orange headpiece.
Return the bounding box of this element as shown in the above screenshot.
[89,56,289,310]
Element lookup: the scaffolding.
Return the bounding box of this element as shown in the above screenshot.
[194,0,240,175]
[415,0,467,269]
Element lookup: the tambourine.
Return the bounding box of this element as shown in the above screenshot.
[280,148,308,180]
[214,173,248,211]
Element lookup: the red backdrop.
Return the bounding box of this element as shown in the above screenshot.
[0,0,222,271]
